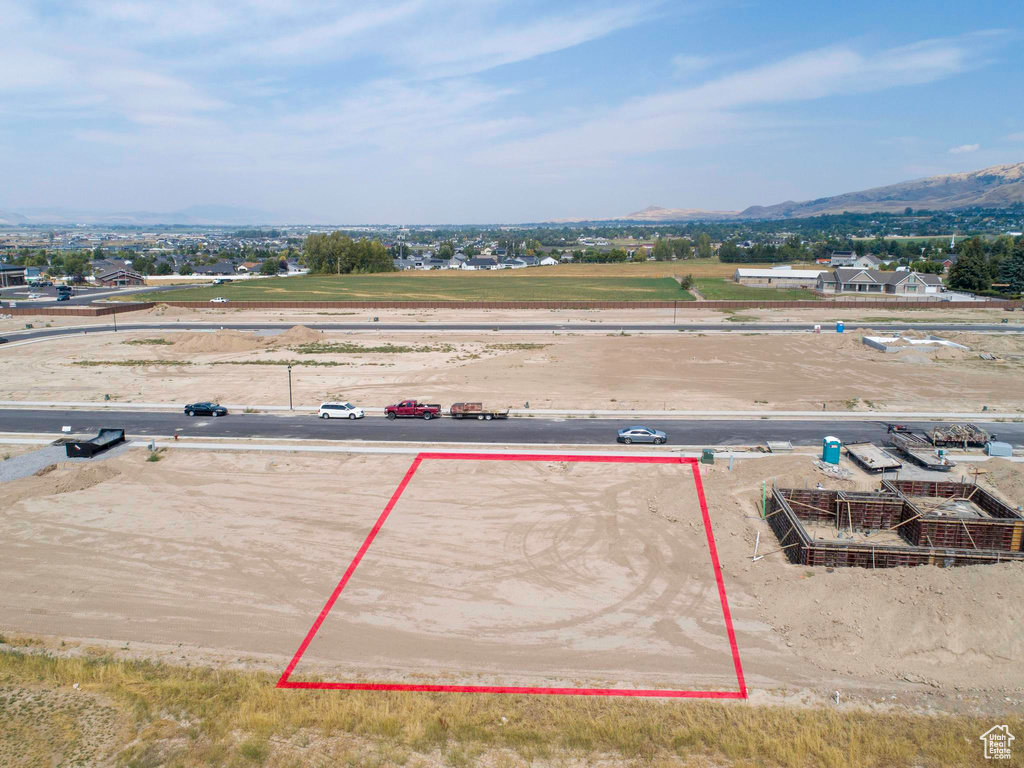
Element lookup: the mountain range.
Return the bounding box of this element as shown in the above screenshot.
[622,161,1024,221]
[0,204,297,227]
[2,162,1023,226]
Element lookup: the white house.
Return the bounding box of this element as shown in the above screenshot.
[540,256,558,266]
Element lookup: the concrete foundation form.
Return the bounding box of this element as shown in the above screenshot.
[764,480,1024,569]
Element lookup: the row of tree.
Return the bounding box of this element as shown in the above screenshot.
[303,232,395,274]
[948,236,1024,294]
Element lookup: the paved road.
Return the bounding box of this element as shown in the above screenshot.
[4,320,1024,342]
[1,409,1021,447]
[0,283,197,307]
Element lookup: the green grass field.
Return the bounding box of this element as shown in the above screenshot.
[693,278,822,301]
[136,274,695,302]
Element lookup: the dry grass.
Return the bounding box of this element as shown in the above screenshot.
[0,640,1011,767]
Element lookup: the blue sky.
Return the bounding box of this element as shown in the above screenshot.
[1,0,1022,223]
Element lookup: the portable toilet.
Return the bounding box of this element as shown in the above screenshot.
[822,436,842,464]
[836,321,845,334]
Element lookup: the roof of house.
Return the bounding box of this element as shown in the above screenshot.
[734,268,827,279]
[829,268,942,286]
[192,261,236,274]
[96,268,144,280]
[466,257,498,266]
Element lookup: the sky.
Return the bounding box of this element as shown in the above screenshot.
[1,0,1022,224]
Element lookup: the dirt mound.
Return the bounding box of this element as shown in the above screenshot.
[172,330,264,354]
[6,461,124,507]
[945,332,1024,355]
[980,459,1024,507]
[148,303,192,317]
[271,325,323,346]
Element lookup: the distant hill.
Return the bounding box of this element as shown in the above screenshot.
[737,162,1024,219]
[622,205,740,221]
[0,209,28,225]
[0,204,298,226]
[619,162,1024,222]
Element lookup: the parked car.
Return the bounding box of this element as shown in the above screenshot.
[318,402,364,419]
[36,281,53,287]
[616,426,667,445]
[27,292,42,299]
[56,293,70,301]
[184,402,228,417]
[0,337,8,344]
[385,399,442,420]
[210,297,230,303]
[212,279,233,285]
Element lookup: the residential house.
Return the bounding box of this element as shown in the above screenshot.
[462,257,499,271]
[816,268,943,295]
[235,261,261,273]
[192,261,237,276]
[501,257,528,269]
[540,256,559,266]
[830,251,882,269]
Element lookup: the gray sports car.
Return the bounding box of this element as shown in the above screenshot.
[616,426,667,445]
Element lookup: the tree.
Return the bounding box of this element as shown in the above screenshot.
[438,242,454,260]
[947,237,990,292]
[155,261,174,276]
[696,232,713,259]
[999,240,1024,294]
[64,254,90,282]
[718,240,743,263]
[260,257,281,276]
[672,239,692,260]
[178,263,194,276]
[92,246,105,261]
[304,232,395,274]
[651,238,672,262]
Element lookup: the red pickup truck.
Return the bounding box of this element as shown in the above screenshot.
[385,399,442,420]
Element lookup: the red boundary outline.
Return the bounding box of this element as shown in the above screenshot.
[278,453,747,699]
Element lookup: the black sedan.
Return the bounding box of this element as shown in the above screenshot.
[184,402,228,417]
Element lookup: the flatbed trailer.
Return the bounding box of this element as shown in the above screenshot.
[927,423,990,448]
[889,432,957,471]
[448,402,509,420]
[65,428,126,458]
[845,442,902,473]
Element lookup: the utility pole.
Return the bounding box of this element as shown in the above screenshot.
[287,365,293,410]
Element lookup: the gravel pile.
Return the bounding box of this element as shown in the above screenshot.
[0,441,134,483]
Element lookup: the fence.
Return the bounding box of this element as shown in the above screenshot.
[149,298,1022,311]
[1,303,154,317]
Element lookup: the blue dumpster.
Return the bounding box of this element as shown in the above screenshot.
[836,321,845,333]
[822,436,841,465]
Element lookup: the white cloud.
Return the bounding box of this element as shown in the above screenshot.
[1007,132,1024,142]
[671,54,712,77]
[949,143,980,154]
[476,38,978,167]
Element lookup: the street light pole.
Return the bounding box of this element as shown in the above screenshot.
[287,365,293,410]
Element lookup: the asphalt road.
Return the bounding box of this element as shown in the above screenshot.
[0,283,197,307]
[1,409,1021,447]
[4,320,1024,342]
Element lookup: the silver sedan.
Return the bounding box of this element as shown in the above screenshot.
[616,426,667,445]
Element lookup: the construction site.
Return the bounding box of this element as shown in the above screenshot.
[765,478,1024,568]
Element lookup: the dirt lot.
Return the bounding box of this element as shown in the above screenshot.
[3,447,1023,714]
[1,302,1020,334]
[291,457,747,692]
[2,322,1023,412]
